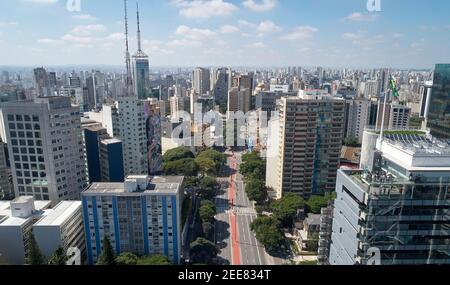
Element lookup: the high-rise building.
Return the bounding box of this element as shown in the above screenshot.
[33,67,52,97]
[329,130,450,265]
[143,99,163,175]
[132,3,150,100]
[83,126,124,183]
[427,64,450,138]
[101,97,149,176]
[0,138,12,199]
[69,72,81,88]
[0,97,87,205]
[213,67,231,106]
[376,102,411,130]
[227,87,251,114]
[364,80,380,98]
[419,81,433,118]
[0,197,84,265]
[344,99,371,143]
[193,68,210,95]
[233,74,254,93]
[82,175,184,265]
[266,91,345,199]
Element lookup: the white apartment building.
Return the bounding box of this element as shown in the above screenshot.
[345,99,371,143]
[0,196,84,265]
[88,97,148,176]
[0,97,87,205]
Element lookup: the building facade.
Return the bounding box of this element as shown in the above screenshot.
[0,197,83,265]
[266,92,345,199]
[81,175,184,265]
[330,130,450,265]
[428,64,450,138]
[0,97,87,205]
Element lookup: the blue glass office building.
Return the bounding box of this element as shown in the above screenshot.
[428,64,450,138]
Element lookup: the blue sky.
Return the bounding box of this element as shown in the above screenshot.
[0,0,449,68]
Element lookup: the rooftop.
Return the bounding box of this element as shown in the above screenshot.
[0,200,51,227]
[84,175,184,196]
[34,201,82,226]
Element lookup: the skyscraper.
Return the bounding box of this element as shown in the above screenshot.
[33,67,52,97]
[132,2,150,99]
[0,97,88,205]
[329,130,450,265]
[213,67,231,106]
[102,97,149,176]
[344,98,371,143]
[227,87,251,114]
[82,175,184,265]
[266,91,345,199]
[0,138,11,199]
[193,67,210,95]
[427,64,450,138]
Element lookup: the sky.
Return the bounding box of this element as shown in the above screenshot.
[0,0,449,68]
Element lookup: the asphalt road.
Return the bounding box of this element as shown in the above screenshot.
[214,151,274,265]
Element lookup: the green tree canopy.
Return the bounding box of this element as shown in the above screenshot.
[250,216,285,251]
[271,193,305,228]
[245,178,267,204]
[97,236,116,265]
[189,237,220,264]
[197,176,218,199]
[116,252,138,265]
[47,247,68,266]
[26,232,45,265]
[199,200,217,223]
[137,255,172,265]
[163,158,199,176]
[195,149,226,175]
[306,192,336,214]
[240,152,266,180]
[163,147,195,162]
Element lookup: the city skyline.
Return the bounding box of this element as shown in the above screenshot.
[0,0,449,68]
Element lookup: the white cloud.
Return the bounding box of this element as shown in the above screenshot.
[172,0,238,19]
[392,33,404,39]
[245,42,267,48]
[257,21,281,33]
[342,32,385,47]
[37,38,61,44]
[21,0,58,4]
[281,26,318,40]
[239,20,257,29]
[220,25,239,34]
[343,12,379,22]
[175,25,217,41]
[71,24,106,36]
[242,0,277,12]
[297,47,311,53]
[72,14,97,21]
[0,21,18,27]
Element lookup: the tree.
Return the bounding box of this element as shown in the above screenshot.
[245,179,267,204]
[97,236,116,265]
[137,255,172,265]
[199,200,217,223]
[163,147,195,162]
[47,247,68,265]
[250,216,285,251]
[116,252,138,265]
[163,158,199,176]
[197,176,218,199]
[195,149,226,175]
[343,137,360,147]
[26,232,45,265]
[189,237,220,264]
[306,192,336,214]
[271,193,305,228]
[202,221,214,238]
[240,152,266,180]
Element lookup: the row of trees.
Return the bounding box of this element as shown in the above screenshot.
[240,151,268,205]
[162,147,226,177]
[163,147,225,264]
[24,233,70,265]
[96,236,172,265]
